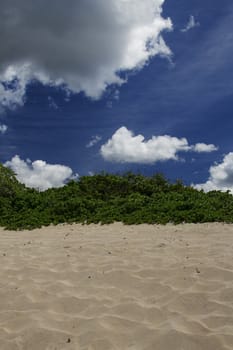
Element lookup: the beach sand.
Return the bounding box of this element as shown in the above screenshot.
[0,222,233,349]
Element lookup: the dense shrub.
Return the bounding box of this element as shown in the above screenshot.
[0,166,233,230]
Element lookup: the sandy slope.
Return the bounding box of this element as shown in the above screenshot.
[0,223,233,349]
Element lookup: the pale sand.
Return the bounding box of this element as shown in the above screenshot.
[1,223,233,349]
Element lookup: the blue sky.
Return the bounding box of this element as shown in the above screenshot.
[1,0,233,192]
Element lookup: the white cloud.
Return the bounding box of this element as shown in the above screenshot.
[0,64,30,110]
[0,63,51,111]
[194,153,233,194]
[181,15,200,33]
[192,143,218,153]
[0,0,172,109]
[100,127,217,164]
[86,135,102,148]
[0,123,7,134]
[5,155,75,191]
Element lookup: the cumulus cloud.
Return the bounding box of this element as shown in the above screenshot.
[100,127,217,164]
[181,15,200,33]
[5,155,75,191]
[0,0,172,109]
[0,123,7,134]
[194,153,233,194]
[192,143,218,153]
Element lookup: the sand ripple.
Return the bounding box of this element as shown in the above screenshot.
[0,223,233,349]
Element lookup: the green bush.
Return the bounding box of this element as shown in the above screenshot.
[0,165,233,230]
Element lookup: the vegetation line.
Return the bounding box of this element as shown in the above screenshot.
[0,164,232,230]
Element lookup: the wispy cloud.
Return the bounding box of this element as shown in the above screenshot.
[142,6,233,129]
[48,96,59,110]
[101,127,217,164]
[86,135,102,148]
[0,124,7,134]
[181,15,200,33]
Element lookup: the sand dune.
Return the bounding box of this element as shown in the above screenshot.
[0,223,233,349]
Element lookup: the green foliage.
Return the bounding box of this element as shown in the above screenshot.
[0,164,233,230]
[0,164,24,197]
